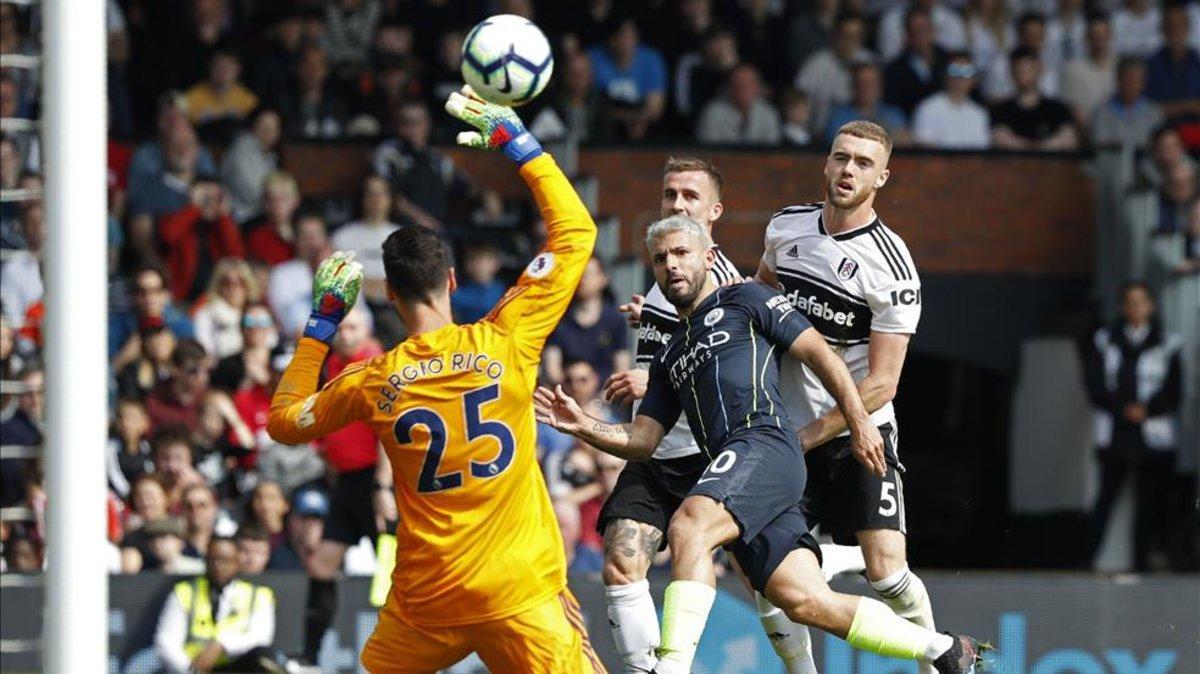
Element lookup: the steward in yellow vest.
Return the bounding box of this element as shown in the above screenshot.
[154,537,284,673]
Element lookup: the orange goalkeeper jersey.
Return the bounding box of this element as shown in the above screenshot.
[268,154,596,627]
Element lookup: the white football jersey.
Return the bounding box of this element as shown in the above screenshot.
[762,203,921,434]
[634,247,740,459]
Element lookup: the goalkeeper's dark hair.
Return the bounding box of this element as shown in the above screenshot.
[382,226,456,303]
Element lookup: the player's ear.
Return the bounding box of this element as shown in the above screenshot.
[447,267,458,294]
[875,168,890,190]
[710,200,724,223]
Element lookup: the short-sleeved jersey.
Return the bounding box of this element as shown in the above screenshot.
[633,248,740,460]
[761,203,921,433]
[268,154,595,628]
[638,283,813,458]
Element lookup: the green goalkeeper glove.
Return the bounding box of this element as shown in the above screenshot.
[304,251,363,344]
[444,84,543,165]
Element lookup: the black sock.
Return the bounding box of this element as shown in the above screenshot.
[304,579,337,662]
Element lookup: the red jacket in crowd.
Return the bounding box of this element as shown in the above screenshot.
[319,340,385,474]
[158,205,244,301]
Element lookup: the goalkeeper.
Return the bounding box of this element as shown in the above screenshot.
[269,87,605,673]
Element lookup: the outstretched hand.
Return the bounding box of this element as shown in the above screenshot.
[533,385,587,434]
[618,294,645,327]
[444,84,543,164]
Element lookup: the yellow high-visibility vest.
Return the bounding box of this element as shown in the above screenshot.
[173,577,274,662]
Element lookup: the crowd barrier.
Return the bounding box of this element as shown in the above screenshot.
[2,571,1197,673]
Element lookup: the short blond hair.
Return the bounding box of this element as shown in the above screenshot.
[835,120,893,156]
[663,156,723,198]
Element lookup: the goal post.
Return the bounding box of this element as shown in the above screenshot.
[41,0,110,671]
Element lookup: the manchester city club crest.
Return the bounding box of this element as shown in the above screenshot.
[704,308,724,326]
[837,257,858,280]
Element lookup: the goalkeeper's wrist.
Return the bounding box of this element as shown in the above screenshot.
[303,313,340,344]
[501,131,543,165]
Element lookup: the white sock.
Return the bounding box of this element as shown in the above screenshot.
[655,580,716,674]
[818,544,866,581]
[605,580,659,673]
[756,592,818,674]
[870,567,937,673]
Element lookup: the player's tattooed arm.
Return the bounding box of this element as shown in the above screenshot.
[534,385,665,460]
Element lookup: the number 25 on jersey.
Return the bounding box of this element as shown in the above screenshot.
[393,384,516,493]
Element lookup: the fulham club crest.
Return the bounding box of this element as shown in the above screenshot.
[836,257,858,280]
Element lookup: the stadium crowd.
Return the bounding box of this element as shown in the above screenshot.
[1,0,1197,578]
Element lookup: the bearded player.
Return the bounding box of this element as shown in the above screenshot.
[268,86,604,673]
[600,158,865,674]
[757,120,935,674]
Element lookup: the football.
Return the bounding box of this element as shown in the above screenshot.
[460,14,554,106]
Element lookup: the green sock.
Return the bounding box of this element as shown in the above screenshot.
[846,597,952,663]
[657,580,716,673]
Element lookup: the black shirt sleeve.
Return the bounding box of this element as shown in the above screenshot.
[741,283,813,349]
[637,356,682,431]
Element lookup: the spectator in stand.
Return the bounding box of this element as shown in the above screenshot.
[144,517,206,575]
[673,27,740,131]
[0,137,22,237]
[0,172,39,253]
[106,398,155,500]
[193,260,257,360]
[544,256,630,385]
[129,120,216,229]
[244,172,301,267]
[982,11,1061,104]
[786,0,840,76]
[120,474,171,572]
[696,63,783,145]
[734,0,789,87]
[528,51,604,143]
[332,175,400,317]
[249,13,305,108]
[781,88,813,147]
[587,16,667,140]
[211,304,278,392]
[354,54,420,137]
[884,7,949,117]
[1085,281,1183,572]
[268,486,327,571]
[1140,125,1196,188]
[154,0,240,93]
[1158,160,1197,234]
[1061,12,1116,129]
[877,0,966,63]
[370,101,503,238]
[913,52,991,149]
[827,61,910,144]
[128,96,216,193]
[280,45,349,139]
[115,316,177,401]
[451,242,506,324]
[1045,0,1087,70]
[963,0,1014,81]
[660,0,718,67]
[991,47,1078,151]
[245,480,290,556]
[325,0,382,68]
[1113,0,1162,59]
[220,108,282,223]
[150,427,207,514]
[0,364,41,509]
[153,536,282,674]
[795,12,875,139]
[145,339,210,433]
[184,49,259,142]
[109,265,196,366]
[267,212,330,340]
[1145,4,1200,119]
[1091,57,1164,151]
[158,179,245,304]
[423,29,467,124]
[3,535,41,572]
[0,201,43,328]
[180,483,228,564]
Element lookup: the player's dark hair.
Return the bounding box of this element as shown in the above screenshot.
[382,226,455,303]
[132,263,169,287]
[663,156,723,198]
[171,338,208,367]
[150,425,193,457]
